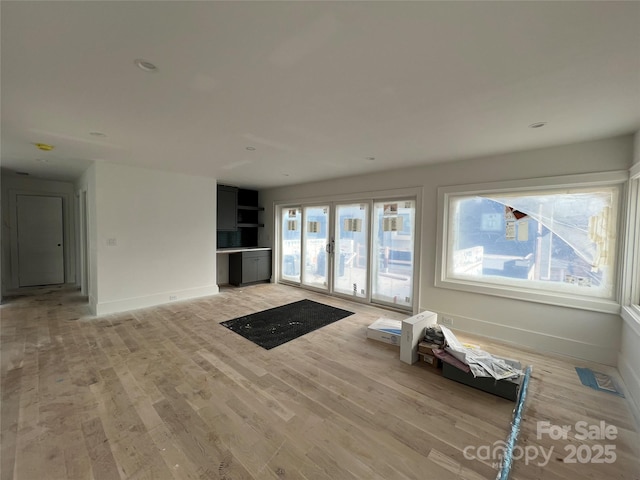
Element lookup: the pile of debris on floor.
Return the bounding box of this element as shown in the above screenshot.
[367,311,524,401]
[430,324,523,400]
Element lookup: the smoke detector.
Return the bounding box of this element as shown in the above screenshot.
[135,59,158,72]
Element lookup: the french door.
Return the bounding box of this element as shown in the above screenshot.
[278,198,416,310]
[371,199,416,309]
[334,203,369,299]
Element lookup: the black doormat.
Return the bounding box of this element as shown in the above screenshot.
[221,299,354,350]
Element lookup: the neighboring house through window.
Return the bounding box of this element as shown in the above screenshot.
[436,172,626,313]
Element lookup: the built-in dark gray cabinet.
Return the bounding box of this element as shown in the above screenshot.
[229,250,271,286]
[217,185,238,231]
[218,186,265,247]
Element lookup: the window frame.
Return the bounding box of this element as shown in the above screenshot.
[622,163,640,323]
[435,171,628,313]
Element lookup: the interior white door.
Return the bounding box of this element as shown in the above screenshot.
[17,195,65,286]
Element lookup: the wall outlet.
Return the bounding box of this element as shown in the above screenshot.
[169,295,177,301]
[440,316,454,327]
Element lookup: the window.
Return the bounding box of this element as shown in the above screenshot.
[436,172,626,313]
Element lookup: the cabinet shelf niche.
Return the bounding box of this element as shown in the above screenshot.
[217,186,264,248]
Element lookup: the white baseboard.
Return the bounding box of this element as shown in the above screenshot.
[95,285,219,316]
[422,308,618,366]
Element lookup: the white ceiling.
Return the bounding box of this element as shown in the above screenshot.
[2,1,639,188]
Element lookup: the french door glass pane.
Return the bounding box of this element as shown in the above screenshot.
[281,207,301,283]
[334,203,369,298]
[372,199,415,308]
[302,206,329,290]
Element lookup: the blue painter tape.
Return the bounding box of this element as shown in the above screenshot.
[496,365,532,480]
[575,367,624,397]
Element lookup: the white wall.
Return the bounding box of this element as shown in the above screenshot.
[76,164,98,311]
[1,175,77,293]
[261,135,635,365]
[92,163,218,315]
[619,130,640,424]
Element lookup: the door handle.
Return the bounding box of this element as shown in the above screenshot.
[325,240,335,254]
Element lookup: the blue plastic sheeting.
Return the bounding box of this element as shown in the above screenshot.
[496,365,532,480]
[575,367,624,397]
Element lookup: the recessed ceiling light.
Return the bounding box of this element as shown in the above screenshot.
[90,131,107,137]
[366,157,376,161]
[246,146,256,151]
[529,122,547,129]
[134,58,158,72]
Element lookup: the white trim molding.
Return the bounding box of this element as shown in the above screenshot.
[618,159,640,427]
[95,285,219,316]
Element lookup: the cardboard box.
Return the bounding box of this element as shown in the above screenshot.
[418,342,441,356]
[400,310,438,365]
[367,318,401,346]
[442,361,522,401]
[417,352,441,370]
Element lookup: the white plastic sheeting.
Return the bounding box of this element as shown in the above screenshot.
[484,189,618,272]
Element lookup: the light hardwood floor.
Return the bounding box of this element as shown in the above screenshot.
[1,283,639,480]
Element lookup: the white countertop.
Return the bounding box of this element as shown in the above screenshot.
[216,247,272,254]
